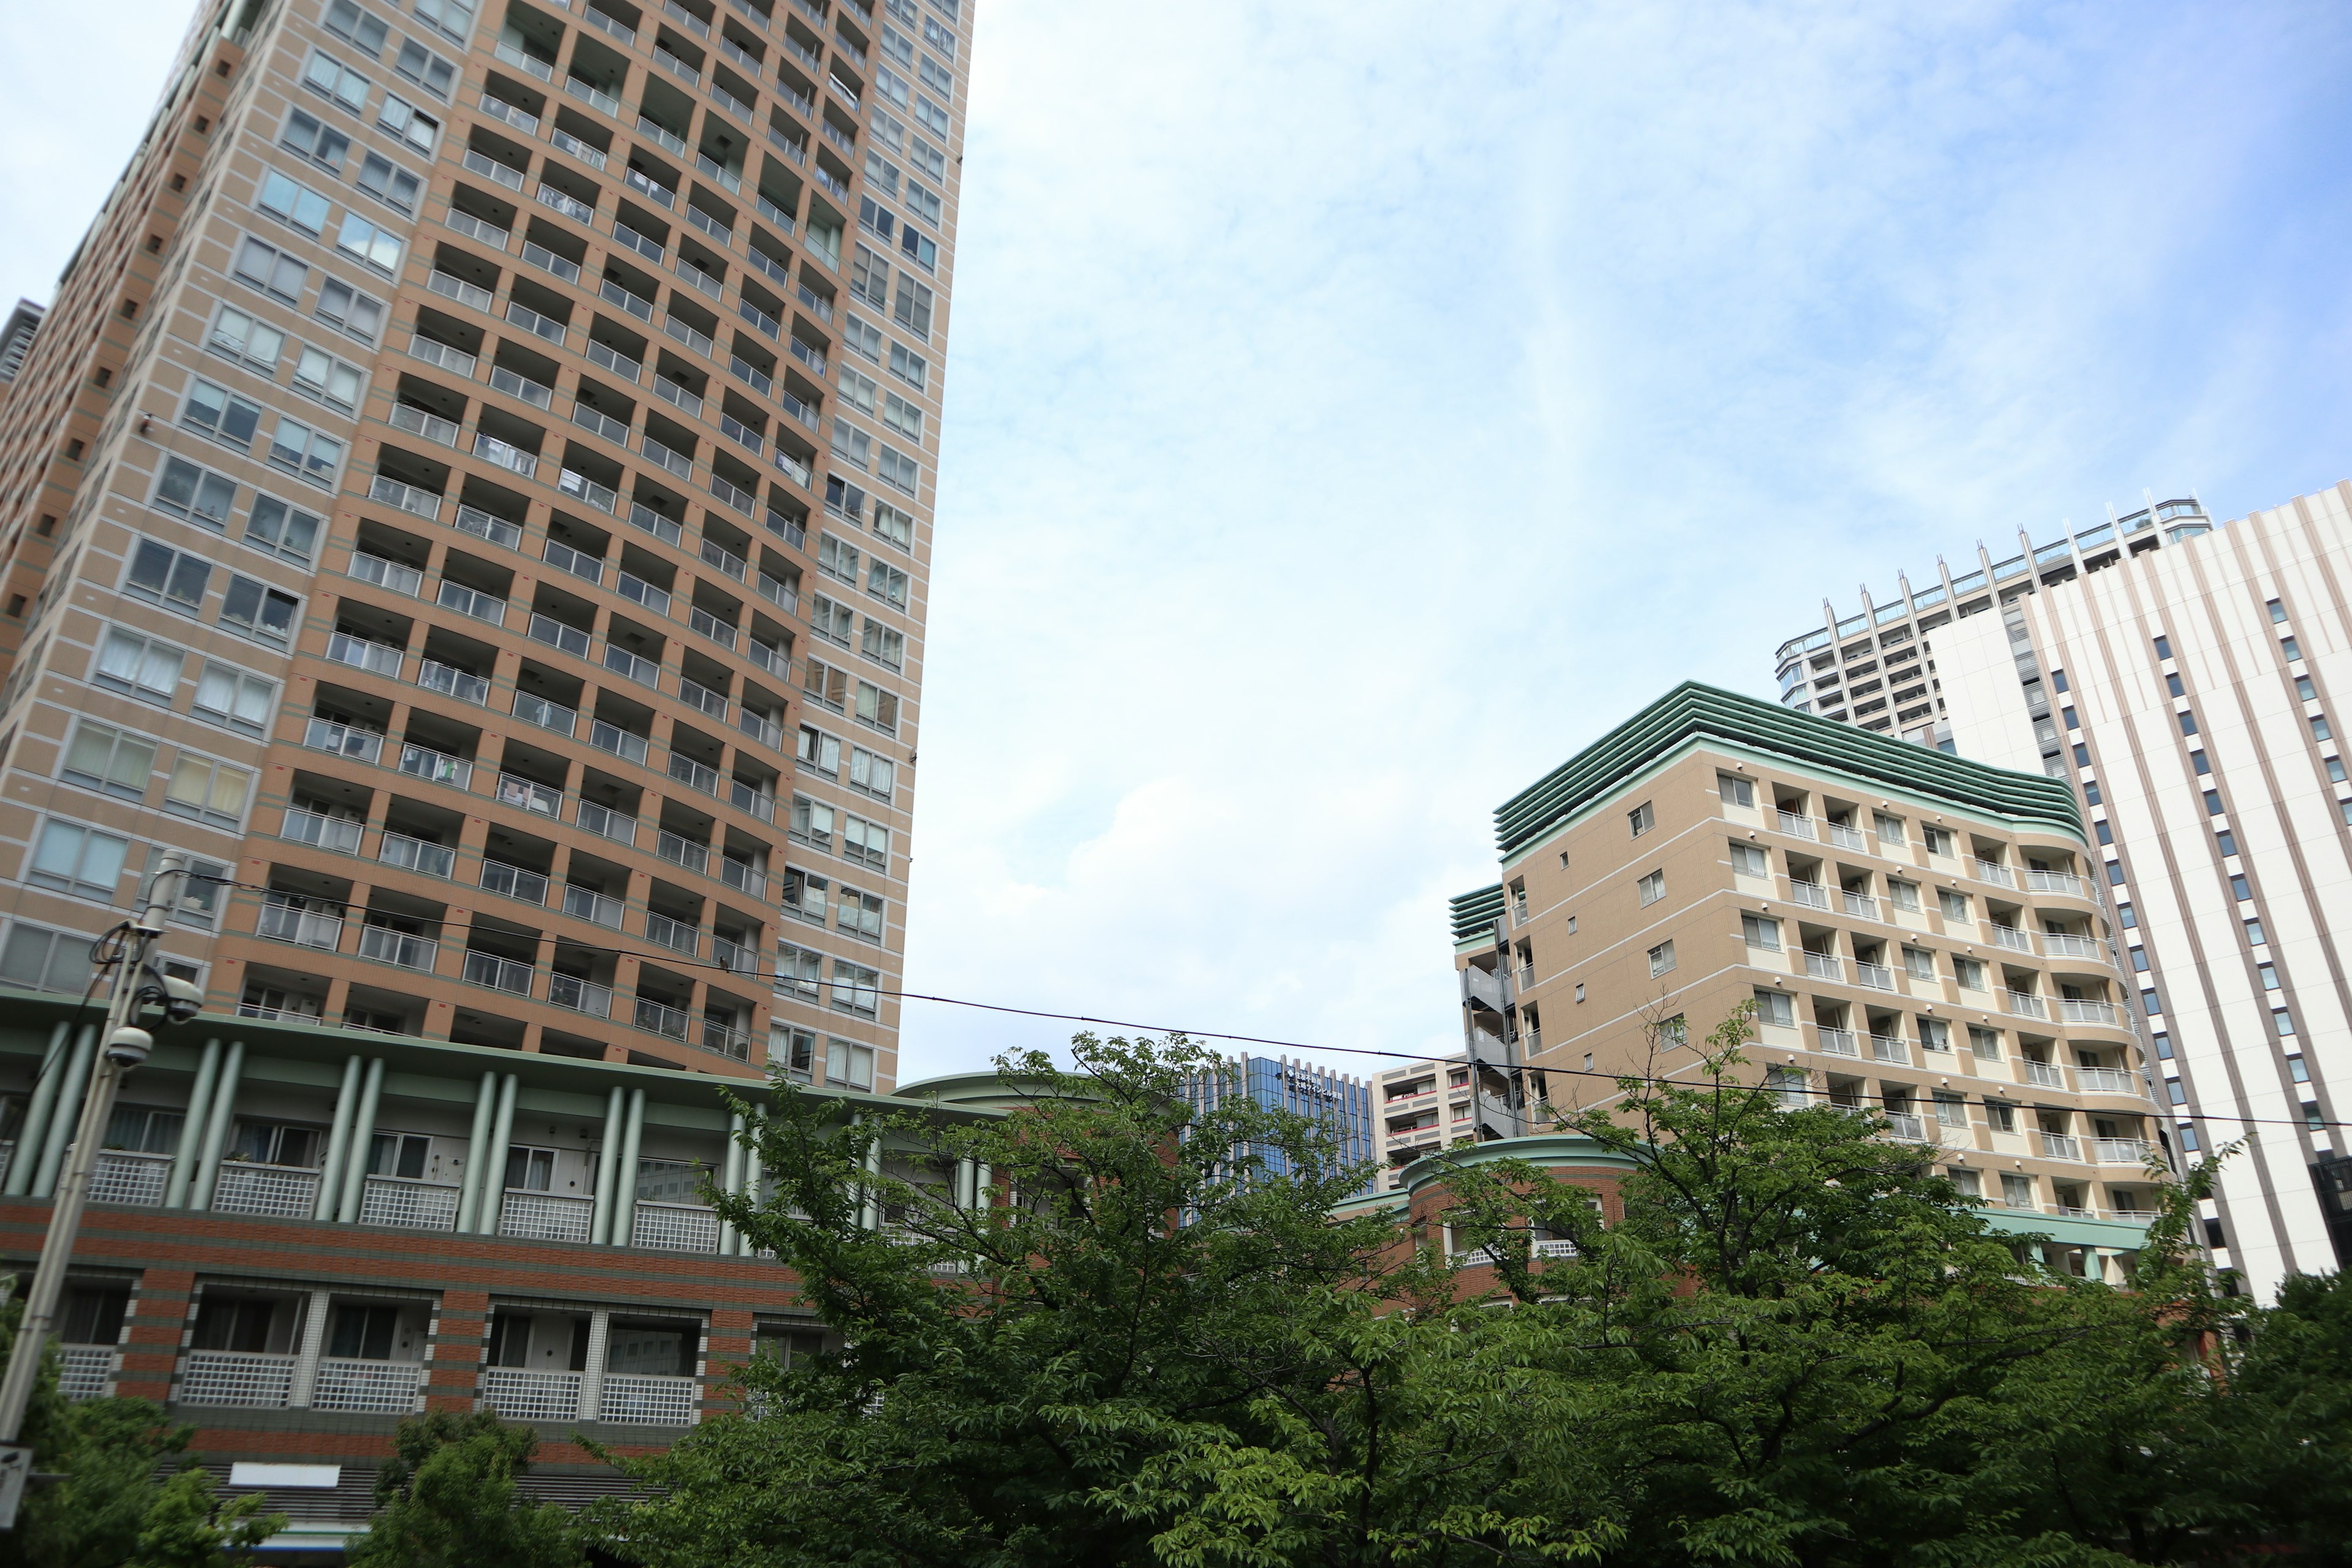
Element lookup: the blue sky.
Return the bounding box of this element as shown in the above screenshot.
[5,0,2349,1082]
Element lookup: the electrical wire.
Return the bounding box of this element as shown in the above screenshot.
[172,876,2315,1134]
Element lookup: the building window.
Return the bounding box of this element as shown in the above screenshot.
[831,961,880,1017]
[1918,1018,1951,1052]
[1740,914,1780,950]
[1874,813,1905,845]
[2177,710,2198,736]
[1937,889,1970,921]
[1923,826,1954,856]
[1752,988,1793,1028]
[1646,941,1675,978]
[2154,635,2172,659]
[825,1037,875,1089]
[61,720,159,801]
[27,819,130,900]
[1637,870,1665,907]
[1657,1016,1687,1047]
[1628,801,1654,837]
[2269,599,2287,624]
[1887,880,1920,911]
[1717,772,1752,807]
[1952,957,1986,991]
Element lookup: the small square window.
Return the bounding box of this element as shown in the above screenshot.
[1717,772,1753,807]
[1646,940,1676,978]
[1637,870,1665,907]
[1628,801,1654,838]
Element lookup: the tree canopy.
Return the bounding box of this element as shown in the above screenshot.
[551,1022,2343,1566]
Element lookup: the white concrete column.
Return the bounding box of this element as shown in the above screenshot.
[163,1038,223,1208]
[589,1085,625,1245]
[311,1056,365,1219]
[6,1022,73,1196]
[31,1025,100,1199]
[956,1156,976,1211]
[477,1074,519,1235]
[336,1059,386,1224]
[717,1112,745,1254]
[454,1071,499,1232]
[578,1308,611,1422]
[288,1288,336,1408]
[189,1040,247,1210]
[741,1131,765,1259]
[611,1089,646,1247]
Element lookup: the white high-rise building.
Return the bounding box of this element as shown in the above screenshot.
[1777,482,2352,1295]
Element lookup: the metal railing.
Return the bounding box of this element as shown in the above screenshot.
[481,1366,580,1422]
[351,551,425,596]
[2019,1059,2067,1089]
[327,632,404,676]
[2076,1066,2138,1094]
[1815,1027,1860,1057]
[1825,822,1868,851]
[1776,810,1816,839]
[657,831,711,873]
[563,881,629,929]
[1973,859,2014,887]
[379,832,457,878]
[211,1163,322,1217]
[513,692,578,736]
[313,1359,425,1415]
[282,808,364,854]
[1868,1035,1909,1064]
[1839,891,1877,919]
[498,1190,592,1242]
[2095,1137,2157,1165]
[399,742,472,788]
[598,1372,698,1425]
[646,912,701,955]
[1882,1112,1928,1142]
[304,717,385,761]
[2039,932,2103,960]
[577,794,639,843]
[258,902,344,951]
[59,1346,114,1402]
[455,503,523,548]
[1788,881,1830,910]
[179,1351,295,1409]
[358,924,439,971]
[2024,869,2086,896]
[463,949,536,995]
[630,1201,720,1253]
[1803,952,1843,981]
[2003,990,2047,1019]
[360,1176,461,1231]
[417,658,492,704]
[2057,998,2122,1025]
[2037,1132,2084,1162]
[496,771,563,817]
[550,973,616,1017]
[1855,962,1897,992]
[90,1149,172,1207]
[635,994,692,1039]
[1991,926,2032,952]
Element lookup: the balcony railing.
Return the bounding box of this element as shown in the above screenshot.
[598,1372,699,1425]
[646,912,701,955]
[550,973,616,1017]
[481,1366,580,1422]
[360,1175,462,1231]
[424,270,494,314]
[212,1162,322,1217]
[1839,891,1877,919]
[463,949,536,995]
[1868,1035,1909,1064]
[513,692,578,737]
[631,1201,720,1253]
[701,1018,751,1059]
[258,902,344,951]
[1825,822,1869,851]
[417,658,492,704]
[179,1350,295,1409]
[529,612,593,659]
[2095,1137,2157,1166]
[390,402,460,445]
[282,809,364,854]
[326,632,404,677]
[605,645,660,686]
[499,1189,592,1243]
[314,1359,426,1415]
[668,753,720,795]
[379,832,456,879]
[1803,952,1843,981]
[1882,1112,1928,1143]
[454,503,523,548]
[1776,810,1815,840]
[2037,1132,2084,1162]
[2024,869,2087,897]
[2002,991,2046,1019]
[1991,926,2032,952]
[492,772,562,818]
[576,799,639,846]
[2057,998,2122,1025]
[635,993,693,1039]
[358,924,439,971]
[1788,882,1830,911]
[1973,859,2014,887]
[2039,932,2103,960]
[2076,1066,2138,1094]
[657,831,711,873]
[728,778,774,822]
[59,1346,114,1402]
[399,741,472,788]
[305,717,385,761]
[563,882,628,929]
[679,677,729,720]
[90,1149,173,1207]
[1855,962,1897,992]
[1815,1027,1860,1058]
[351,551,425,596]
[2019,1059,2067,1090]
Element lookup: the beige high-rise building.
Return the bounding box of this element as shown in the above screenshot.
[1446,683,2173,1280]
[0,0,971,1093]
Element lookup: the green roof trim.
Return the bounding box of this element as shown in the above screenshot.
[1449,883,1505,943]
[1493,681,2083,856]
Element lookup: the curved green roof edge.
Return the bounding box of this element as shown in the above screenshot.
[1449,883,1504,941]
[1494,681,2082,856]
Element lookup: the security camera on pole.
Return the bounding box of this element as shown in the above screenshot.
[0,852,198,1527]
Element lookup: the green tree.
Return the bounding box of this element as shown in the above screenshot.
[349,1411,582,1568]
[586,1025,2326,1568]
[0,1289,284,1568]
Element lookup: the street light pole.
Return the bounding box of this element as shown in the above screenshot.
[0,853,186,1471]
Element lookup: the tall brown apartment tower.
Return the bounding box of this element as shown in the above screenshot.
[1447,684,2174,1281]
[0,0,972,1092]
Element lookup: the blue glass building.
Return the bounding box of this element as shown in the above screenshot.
[1183,1054,1377,1199]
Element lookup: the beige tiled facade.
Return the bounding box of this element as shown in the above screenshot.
[1449,685,2174,1276]
[0,0,973,1091]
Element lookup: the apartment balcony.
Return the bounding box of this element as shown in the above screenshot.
[2018,1059,2068,1090]
[258,901,344,951]
[500,1190,593,1243]
[2057,998,2123,1026]
[1868,1034,1909,1065]
[1973,859,2014,888]
[2037,1133,2084,1163]
[59,1346,114,1402]
[578,799,638,846]
[370,473,446,520]
[326,631,405,678]
[454,503,523,549]
[358,924,439,972]
[282,809,364,854]
[494,772,563,818]
[179,1351,295,1409]
[1802,952,1844,982]
[1838,891,1877,920]
[212,1162,322,1217]
[632,1200,721,1252]
[635,993,693,1040]
[1775,810,1816,840]
[379,832,457,880]
[513,692,578,737]
[1788,882,1830,911]
[1854,962,1897,992]
[462,949,536,997]
[312,1359,427,1415]
[562,882,628,929]
[2076,1066,2139,1094]
[352,551,424,597]
[1991,926,2032,953]
[2039,932,2105,961]
[1815,1026,1860,1058]
[1881,1112,1929,1143]
[418,658,492,704]
[360,1175,461,1231]
[646,912,701,956]
[2024,869,2087,897]
[398,741,473,790]
[549,973,616,1019]
[2002,990,2046,1019]
[598,1372,699,1425]
[657,830,711,875]
[1825,822,1869,851]
[91,1149,172,1207]
[2095,1137,2158,1166]
[305,717,385,761]
[481,1366,581,1422]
